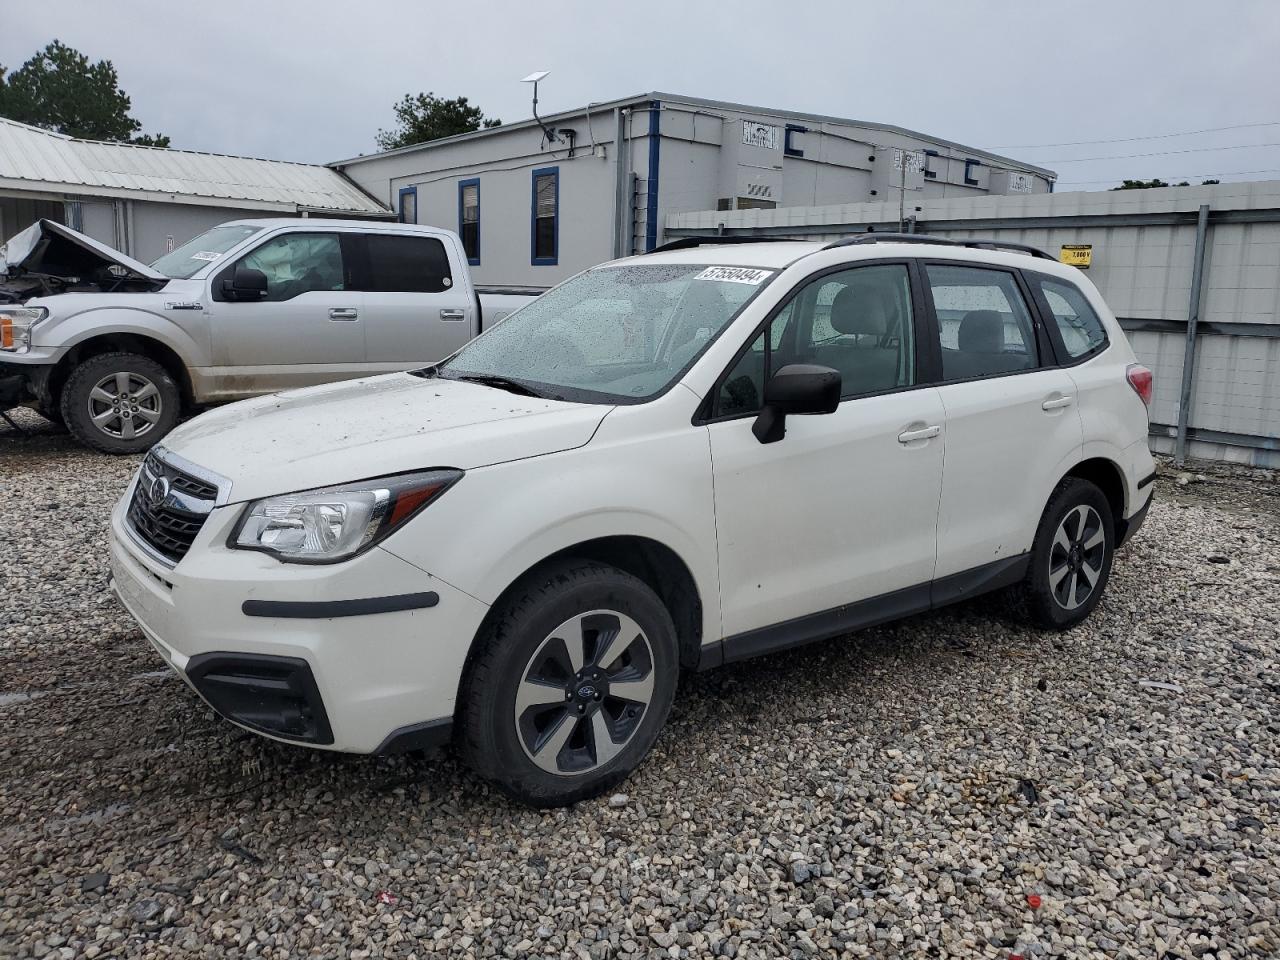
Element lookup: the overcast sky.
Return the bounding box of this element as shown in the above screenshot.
[4,0,1279,190]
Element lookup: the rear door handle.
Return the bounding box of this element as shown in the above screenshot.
[439,308,466,321]
[898,424,941,444]
[329,308,358,321]
[1041,395,1074,411]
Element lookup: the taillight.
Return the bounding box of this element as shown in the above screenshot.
[1126,363,1152,407]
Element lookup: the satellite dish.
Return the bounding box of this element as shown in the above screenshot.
[519,71,557,143]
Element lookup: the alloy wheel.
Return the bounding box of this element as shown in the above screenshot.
[87,371,163,441]
[1048,504,1106,610]
[514,610,656,776]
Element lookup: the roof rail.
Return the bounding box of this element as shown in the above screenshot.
[645,236,792,254]
[824,232,1057,261]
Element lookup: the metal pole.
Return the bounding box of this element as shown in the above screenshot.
[612,107,627,259]
[898,152,906,232]
[1175,203,1211,465]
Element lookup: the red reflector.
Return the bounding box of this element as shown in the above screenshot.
[1126,364,1152,407]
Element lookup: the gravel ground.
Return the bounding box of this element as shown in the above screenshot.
[1,408,1278,960]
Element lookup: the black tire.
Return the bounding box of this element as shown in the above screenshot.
[457,560,679,808]
[1018,477,1115,630]
[60,352,180,454]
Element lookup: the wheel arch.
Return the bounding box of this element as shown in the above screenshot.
[453,534,706,723]
[1060,456,1126,535]
[48,333,195,411]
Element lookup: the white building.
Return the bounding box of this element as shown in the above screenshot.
[0,117,390,262]
[331,91,1057,286]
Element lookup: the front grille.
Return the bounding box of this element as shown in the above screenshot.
[126,452,218,563]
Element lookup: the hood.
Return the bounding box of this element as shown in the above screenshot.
[161,373,612,502]
[0,219,167,297]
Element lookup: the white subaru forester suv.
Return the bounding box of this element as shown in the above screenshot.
[108,235,1156,807]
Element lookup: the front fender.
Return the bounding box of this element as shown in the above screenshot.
[35,305,208,367]
[380,429,723,649]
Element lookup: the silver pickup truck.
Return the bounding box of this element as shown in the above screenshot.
[0,218,537,452]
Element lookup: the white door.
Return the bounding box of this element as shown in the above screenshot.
[358,232,475,370]
[205,231,365,399]
[708,262,945,641]
[923,262,1083,579]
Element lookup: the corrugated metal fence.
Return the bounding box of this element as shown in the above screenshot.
[666,181,1280,468]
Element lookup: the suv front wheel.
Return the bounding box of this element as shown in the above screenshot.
[457,560,679,807]
[60,352,180,454]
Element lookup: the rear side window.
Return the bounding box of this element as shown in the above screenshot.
[363,234,452,293]
[1034,276,1109,359]
[925,264,1037,381]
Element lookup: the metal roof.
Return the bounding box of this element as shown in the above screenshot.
[0,117,390,216]
[329,90,1056,180]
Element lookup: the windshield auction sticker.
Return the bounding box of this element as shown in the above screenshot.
[694,266,773,285]
[190,251,221,262]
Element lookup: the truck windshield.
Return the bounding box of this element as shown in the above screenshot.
[150,224,263,279]
[440,263,775,403]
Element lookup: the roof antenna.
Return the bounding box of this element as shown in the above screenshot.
[521,71,558,144]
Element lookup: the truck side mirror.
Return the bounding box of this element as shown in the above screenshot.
[222,267,269,301]
[752,363,842,444]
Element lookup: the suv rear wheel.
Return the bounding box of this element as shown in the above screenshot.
[457,560,678,807]
[1019,477,1115,630]
[60,352,180,454]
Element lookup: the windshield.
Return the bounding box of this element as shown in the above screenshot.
[150,224,263,279]
[440,263,775,402]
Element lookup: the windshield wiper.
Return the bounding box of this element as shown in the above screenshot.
[454,373,544,398]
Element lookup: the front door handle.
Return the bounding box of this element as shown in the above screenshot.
[1041,395,1074,411]
[439,308,466,321]
[898,424,941,444]
[329,308,358,321]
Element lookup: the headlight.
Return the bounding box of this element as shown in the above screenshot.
[0,307,48,353]
[229,469,462,563]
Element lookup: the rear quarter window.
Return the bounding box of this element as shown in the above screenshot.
[1035,276,1109,359]
[363,234,453,294]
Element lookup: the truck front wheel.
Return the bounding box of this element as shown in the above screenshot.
[60,352,180,454]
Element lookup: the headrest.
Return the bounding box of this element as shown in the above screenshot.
[829,284,889,337]
[958,310,1005,353]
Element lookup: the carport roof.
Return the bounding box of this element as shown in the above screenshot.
[0,117,390,216]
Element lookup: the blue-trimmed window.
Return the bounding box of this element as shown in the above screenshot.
[458,178,480,265]
[964,159,982,186]
[398,185,417,223]
[531,166,558,265]
[923,149,939,180]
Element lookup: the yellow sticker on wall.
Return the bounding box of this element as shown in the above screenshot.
[1060,244,1093,269]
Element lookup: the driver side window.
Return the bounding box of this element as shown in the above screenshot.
[714,263,915,417]
[237,233,345,302]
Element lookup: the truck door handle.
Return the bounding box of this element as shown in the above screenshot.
[439,308,466,321]
[328,308,358,321]
[1041,395,1074,411]
[897,424,941,444]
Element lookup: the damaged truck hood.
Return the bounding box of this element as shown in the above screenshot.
[0,219,167,300]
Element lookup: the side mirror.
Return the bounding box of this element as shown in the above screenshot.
[752,363,841,444]
[221,267,268,301]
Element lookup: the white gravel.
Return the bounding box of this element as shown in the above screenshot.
[2,409,1278,959]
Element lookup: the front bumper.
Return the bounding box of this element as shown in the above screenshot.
[107,484,490,753]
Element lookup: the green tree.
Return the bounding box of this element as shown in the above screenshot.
[1111,177,1220,190]
[0,40,169,146]
[376,92,500,150]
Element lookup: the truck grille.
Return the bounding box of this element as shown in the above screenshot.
[126,452,219,563]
